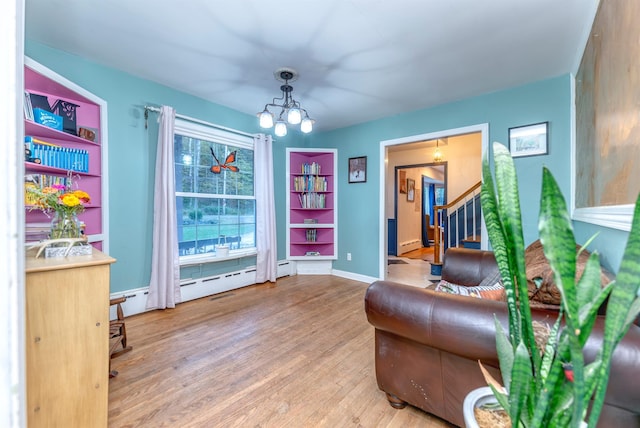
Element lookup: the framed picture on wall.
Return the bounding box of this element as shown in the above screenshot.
[348,156,367,183]
[399,170,407,193]
[407,178,415,202]
[508,122,548,158]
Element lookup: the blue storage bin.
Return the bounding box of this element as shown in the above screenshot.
[33,108,63,131]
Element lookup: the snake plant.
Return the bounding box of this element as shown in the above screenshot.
[479,142,640,428]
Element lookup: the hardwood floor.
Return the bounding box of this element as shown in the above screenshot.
[108,275,451,427]
[400,246,435,262]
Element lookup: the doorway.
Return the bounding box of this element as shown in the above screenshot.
[422,174,445,247]
[379,124,489,282]
[391,162,446,256]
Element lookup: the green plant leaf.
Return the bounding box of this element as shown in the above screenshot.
[576,254,613,343]
[538,168,587,423]
[495,316,514,389]
[540,313,562,380]
[624,298,640,328]
[487,384,512,418]
[575,252,604,309]
[538,168,577,322]
[583,360,602,403]
[533,358,567,427]
[509,341,533,426]
[491,143,540,373]
[482,146,520,344]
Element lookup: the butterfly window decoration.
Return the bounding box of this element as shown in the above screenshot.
[210,147,239,174]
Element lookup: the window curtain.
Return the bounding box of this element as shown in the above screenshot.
[254,133,277,283]
[146,106,181,310]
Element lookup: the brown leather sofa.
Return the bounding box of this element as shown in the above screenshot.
[365,248,640,427]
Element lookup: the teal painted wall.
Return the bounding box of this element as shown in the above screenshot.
[574,222,629,273]
[311,75,574,278]
[26,41,630,288]
[25,41,309,293]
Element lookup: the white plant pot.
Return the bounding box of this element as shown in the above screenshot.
[463,386,496,428]
[463,386,587,428]
[216,245,229,257]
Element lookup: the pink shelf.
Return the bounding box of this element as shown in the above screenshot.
[287,149,337,261]
[25,121,101,146]
[291,241,333,245]
[24,59,106,251]
[25,162,99,177]
[288,244,335,257]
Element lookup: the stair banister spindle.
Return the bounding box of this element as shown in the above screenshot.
[431,181,481,266]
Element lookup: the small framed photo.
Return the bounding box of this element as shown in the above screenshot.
[348,156,367,183]
[399,170,407,193]
[508,122,549,158]
[407,178,415,202]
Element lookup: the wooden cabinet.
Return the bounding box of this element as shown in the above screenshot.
[25,249,115,427]
[24,57,109,252]
[286,148,337,273]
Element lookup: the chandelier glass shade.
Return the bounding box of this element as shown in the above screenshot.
[257,68,314,137]
[433,139,443,162]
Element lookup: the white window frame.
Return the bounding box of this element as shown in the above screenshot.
[174,119,257,266]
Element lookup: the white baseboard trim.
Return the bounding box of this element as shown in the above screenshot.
[110,261,380,319]
[331,269,378,285]
[110,259,294,318]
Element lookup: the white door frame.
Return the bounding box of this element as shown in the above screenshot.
[2,0,26,426]
[378,123,489,280]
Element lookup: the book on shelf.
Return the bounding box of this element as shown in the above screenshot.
[293,175,327,192]
[305,229,317,242]
[23,91,34,121]
[297,192,326,209]
[25,173,71,190]
[300,161,321,175]
[29,93,53,112]
[25,136,89,173]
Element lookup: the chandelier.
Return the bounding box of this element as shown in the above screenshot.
[257,68,314,137]
[433,138,444,162]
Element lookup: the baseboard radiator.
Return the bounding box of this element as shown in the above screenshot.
[398,239,421,254]
[110,260,293,318]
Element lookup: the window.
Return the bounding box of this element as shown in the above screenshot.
[435,186,445,206]
[174,119,255,260]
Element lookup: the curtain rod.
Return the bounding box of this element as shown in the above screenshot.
[144,105,257,139]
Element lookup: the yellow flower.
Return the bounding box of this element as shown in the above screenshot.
[26,175,91,219]
[60,193,81,207]
[73,190,91,203]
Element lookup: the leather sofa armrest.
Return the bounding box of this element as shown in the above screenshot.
[441,248,499,286]
[365,280,523,365]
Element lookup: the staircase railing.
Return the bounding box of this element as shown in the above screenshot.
[433,181,482,266]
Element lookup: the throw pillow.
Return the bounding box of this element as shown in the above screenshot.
[434,279,505,301]
[525,240,613,306]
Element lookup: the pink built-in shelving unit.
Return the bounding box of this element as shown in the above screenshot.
[24,57,109,252]
[286,148,337,272]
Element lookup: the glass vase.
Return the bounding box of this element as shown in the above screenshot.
[50,211,81,239]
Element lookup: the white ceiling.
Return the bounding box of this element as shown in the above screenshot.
[25,0,597,132]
